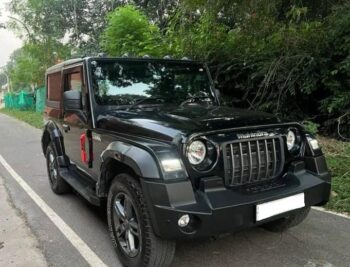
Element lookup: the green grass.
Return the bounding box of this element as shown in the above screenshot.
[319,136,350,214]
[0,108,44,129]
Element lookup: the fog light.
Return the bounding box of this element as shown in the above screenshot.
[178,214,190,227]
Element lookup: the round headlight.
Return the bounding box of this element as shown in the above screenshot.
[286,130,296,151]
[187,140,206,165]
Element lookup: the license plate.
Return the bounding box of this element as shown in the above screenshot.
[256,193,305,221]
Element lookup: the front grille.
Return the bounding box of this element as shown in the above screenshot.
[223,136,284,186]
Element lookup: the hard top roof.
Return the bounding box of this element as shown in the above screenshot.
[45,56,201,74]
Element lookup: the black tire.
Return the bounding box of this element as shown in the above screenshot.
[45,143,70,194]
[262,207,311,232]
[107,173,175,267]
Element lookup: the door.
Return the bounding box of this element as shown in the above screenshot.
[62,65,91,172]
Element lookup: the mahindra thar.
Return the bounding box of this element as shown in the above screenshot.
[42,56,331,267]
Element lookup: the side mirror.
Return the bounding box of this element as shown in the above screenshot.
[63,90,82,111]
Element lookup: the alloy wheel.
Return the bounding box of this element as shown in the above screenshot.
[113,192,141,258]
[48,150,58,184]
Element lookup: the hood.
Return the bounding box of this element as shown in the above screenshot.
[96,105,281,142]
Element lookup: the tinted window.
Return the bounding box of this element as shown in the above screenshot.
[47,72,62,101]
[90,60,216,107]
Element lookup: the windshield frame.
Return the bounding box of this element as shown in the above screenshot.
[87,57,220,114]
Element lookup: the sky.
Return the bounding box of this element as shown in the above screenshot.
[0,0,22,68]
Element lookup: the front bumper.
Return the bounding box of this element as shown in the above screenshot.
[141,161,331,240]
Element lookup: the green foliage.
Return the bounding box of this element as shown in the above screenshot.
[302,121,320,135]
[166,11,229,61]
[319,3,350,115]
[322,139,350,213]
[8,0,117,53]
[6,41,70,89]
[162,1,349,133]
[101,5,165,57]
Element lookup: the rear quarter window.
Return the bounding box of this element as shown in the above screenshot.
[47,72,62,102]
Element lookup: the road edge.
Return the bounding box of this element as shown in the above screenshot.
[312,206,350,219]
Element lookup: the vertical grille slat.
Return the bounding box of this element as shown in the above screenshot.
[230,144,235,186]
[272,138,277,175]
[239,142,244,184]
[264,139,269,179]
[224,136,284,187]
[248,141,253,183]
[256,140,261,180]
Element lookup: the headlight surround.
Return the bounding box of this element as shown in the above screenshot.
[286,130,296,151]
[187,140,206,165]
[186,139,218,172]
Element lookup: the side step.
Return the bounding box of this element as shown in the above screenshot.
[59,168,101,206]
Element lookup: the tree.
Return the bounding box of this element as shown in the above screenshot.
[8,0,121,54]
[100,5,166,57]
[6,41,70,90]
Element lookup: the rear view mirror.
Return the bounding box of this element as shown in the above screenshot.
[63,90,82,111]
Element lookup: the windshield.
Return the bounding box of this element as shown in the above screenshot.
[90,59,217,107]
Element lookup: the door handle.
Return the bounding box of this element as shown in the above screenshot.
[62,124,70,132]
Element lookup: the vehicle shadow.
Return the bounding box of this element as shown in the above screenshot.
[172,228,288,267]
[171,217,337,267]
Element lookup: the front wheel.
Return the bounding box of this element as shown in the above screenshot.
[45,143,70,194]
[107,173,175,267]
[262,207,311,232]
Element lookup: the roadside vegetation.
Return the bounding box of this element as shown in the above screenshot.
[0,109,43,129]
[319,137,350,214]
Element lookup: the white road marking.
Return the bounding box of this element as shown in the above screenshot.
[312,206,350,219]
[0,154,108,267]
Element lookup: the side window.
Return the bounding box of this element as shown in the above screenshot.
[67,72,82,92]
[64,66,85,108]
[47,72,62,101]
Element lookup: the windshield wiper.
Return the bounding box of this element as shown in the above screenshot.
[127,97,165,111]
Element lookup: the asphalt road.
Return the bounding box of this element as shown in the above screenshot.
[0,113,350,267]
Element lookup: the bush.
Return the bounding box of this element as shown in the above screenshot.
[302,121,320,135]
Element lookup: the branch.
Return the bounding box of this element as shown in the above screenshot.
[7,16,35,42]
[337,111,350,141]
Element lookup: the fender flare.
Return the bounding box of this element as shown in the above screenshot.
[100,141,161,179]
[97,141,161,197]
[42,121,67,166]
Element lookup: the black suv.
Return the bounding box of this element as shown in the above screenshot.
[42,56,331,267]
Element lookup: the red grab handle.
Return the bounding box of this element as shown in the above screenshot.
[80,133,87,163]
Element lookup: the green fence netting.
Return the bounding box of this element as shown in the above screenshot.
[35,87,46,113]
[4,92,20,109]
[19,90,34,109]
[3,88,46,112]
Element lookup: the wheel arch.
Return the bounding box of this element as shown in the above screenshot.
[42,121,67,166]
[97,141,161,197]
